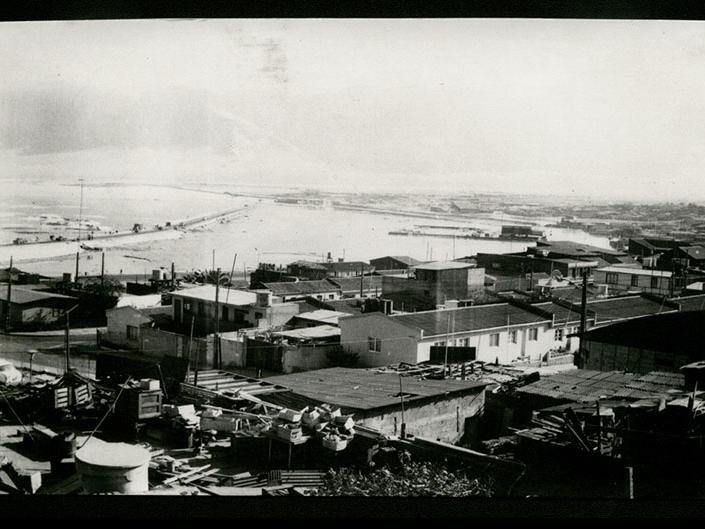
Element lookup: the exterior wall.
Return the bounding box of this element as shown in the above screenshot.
[279,291,340,303]
[419,322,558,365]
[339,314,421,367]
[105,307,153,348]
[582,340,691,374]
[357,389,485,444]
[258,302,301,330]
[172,294,301,334]
[467,268,485,291]
[207,333,246,368]
[0,301,66,328]
[593,269,672,296]
[281,345,333,374]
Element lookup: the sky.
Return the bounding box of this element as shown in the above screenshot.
[0,18,704,201]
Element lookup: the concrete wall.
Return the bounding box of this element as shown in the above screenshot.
[105,307,152,348]
[340,313,421,367]
[206,332,246,368]
[357,388,485,444]
[467,268,486,291]
[594,269,672,296]
[281,345,332,373]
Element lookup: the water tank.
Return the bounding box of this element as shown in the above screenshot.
[75,439,150,494]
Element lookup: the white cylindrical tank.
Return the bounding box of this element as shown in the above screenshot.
[75,439,150,494]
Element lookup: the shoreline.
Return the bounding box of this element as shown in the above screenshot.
[0,206,250,265]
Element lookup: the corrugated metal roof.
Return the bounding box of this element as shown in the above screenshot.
[517,369,684,402]
[596,266,672,278]
[587,295,677,323]
[0,285,76,305]
[171,285,257,306]
[263,367,487,411]
[293,309,352,325]
[391,302,548,337]
[261,280,338,296]
[415,261,474,271]
[327,276,383,292]
[272,325,341,340]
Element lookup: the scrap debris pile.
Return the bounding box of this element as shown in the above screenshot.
[374,361,539,392]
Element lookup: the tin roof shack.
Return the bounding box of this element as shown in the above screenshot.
[261,368,488,444]
[530,240,632,265]
[103,305,172,348]
[593,266,679,296]
[476,253,600,281]
[258,280,341,303]
[578,310,705,373]
[327,276,383,298]
[369,256,421,274]
[322,260,374,279]
[170,286,301,335]
[380,261,485,312]
[0,285,77,330]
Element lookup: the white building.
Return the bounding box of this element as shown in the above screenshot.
[339,301,580,367]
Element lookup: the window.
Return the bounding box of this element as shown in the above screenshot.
[316,295,323,300]
[631,275,639,287]
[184,301,192,311]
[528,328,538,341]
[368,337,381,352]
[651,276,659,289]
[606,272,619,285]
[460,338,470,347]
[254,312,263,320]
[489,333,500,347]
[554,328,564,341]
[508,330,517,344]
[126,325,139,340]
[328,294,335,299]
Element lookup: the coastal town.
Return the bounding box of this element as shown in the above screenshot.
[2,193,705,498]
[2,14,705,510]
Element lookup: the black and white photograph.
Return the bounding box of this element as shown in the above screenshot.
[1,10,705,514]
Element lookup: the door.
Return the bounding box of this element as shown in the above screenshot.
[174,299,182,324]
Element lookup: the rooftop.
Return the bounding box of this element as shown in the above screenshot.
[263,367,487,412]
[322,261,372,273]
[370,255,422,266]
[587,295,678,323]
[533,301,586,324]
[671,294,705,312]
[391,302,549,337]
[171,285,257,306]
[415,261,474,271]
[679,246,705,260]
[0,285,76,305]
[273,325,341,340]
[261,280,338,296]
[596,266,673,278]
[534,240,625,257]
[582,310,705,356]
[327,276,383,292]
[292,309,352,326]
[517,369,685,402]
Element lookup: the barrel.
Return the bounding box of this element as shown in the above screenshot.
[75,438,150,494]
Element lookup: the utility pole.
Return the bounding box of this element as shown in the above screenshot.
[226,253,237,304]
[4,256,13,330]
[77,178,84,242]
[171,262,175,289]
[212,249,215,271]
[214,268,221,369]
[359,265,364,298]
[578,269,589,367]
[100,252,105,289]
[443,312,452,377]
[74,252,80,287]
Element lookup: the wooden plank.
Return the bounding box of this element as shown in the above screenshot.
[182,468,220,484]
[163,465,211,485]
